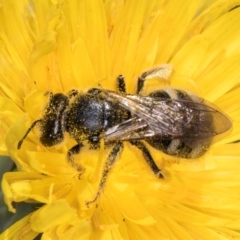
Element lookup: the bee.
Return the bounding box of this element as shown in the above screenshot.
[18,64,232,205]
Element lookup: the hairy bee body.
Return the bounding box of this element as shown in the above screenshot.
[18,86,231,160]
[18,65,232,205]
[65,89,130,149]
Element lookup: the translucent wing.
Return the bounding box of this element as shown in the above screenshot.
[103,90,232,142]
[104,117,155,141]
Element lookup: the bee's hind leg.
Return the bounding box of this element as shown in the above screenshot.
[137,64,173,94]
[129,140,164,178]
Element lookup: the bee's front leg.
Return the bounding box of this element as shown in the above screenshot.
[67,143,85,174]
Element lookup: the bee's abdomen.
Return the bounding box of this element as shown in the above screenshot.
[147,137,209,158]
[146,89,211,159]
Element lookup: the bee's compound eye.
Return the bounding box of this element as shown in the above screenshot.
[38,117,65,147]
[40,131,64,147]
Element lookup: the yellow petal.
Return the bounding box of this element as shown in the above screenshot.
[24,90,47,119]
[171,35,208,87]
[155,0,207,63]
[111,183,156,225]
[177,1,240,47]
[77,0,111,84]
[26,151,75,176]
[110,0,148,89]
[5,117,38,171]
[71,38,97,89]
[0,214,39,240]
[2,172,47,212]
[0,96,22,155]
[29,6,63,65]
[53,220,92,240]
[197,54,240,101]
[30,199,78,232]
[181,223,239,240]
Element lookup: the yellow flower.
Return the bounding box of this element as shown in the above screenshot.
[1,0,240,239]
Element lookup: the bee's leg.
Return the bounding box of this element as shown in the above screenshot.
[86,141,124,207]
[137,64,173,94]
[116,75,126,93]
[67,89,79,98]
[67,143,85,174]
[129,140,164,178]
[88,134,101,150]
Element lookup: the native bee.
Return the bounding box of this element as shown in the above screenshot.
[18,64,232,205]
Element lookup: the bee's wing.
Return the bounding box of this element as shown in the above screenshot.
[104,117,154,142]
[179,99,232,142]
[103,90,232,142]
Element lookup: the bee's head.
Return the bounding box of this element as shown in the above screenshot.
[18,92,69,149]
[38,116,65,147]
[45,92,69,113]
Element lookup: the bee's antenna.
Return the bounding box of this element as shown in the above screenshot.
[17,119,42,149]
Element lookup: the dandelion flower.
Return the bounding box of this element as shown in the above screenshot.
[1,0,240,239]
